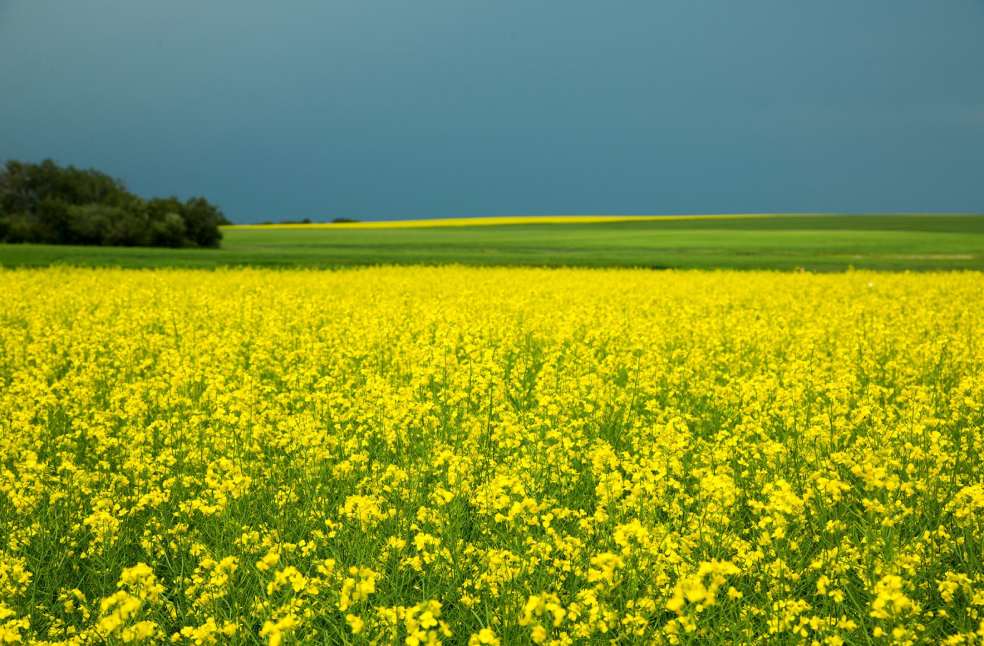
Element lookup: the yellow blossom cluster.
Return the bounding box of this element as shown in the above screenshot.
[0,266,982,643]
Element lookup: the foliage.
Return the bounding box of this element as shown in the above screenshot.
[0,267,982,644]
[0,159,228,248]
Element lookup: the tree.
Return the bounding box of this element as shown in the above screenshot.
[178,197,225,248]
[0,159,226,249]
[151,212,188,248]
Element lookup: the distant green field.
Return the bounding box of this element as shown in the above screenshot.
[2,214,983,271]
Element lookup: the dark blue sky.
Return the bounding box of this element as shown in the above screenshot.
[2,1,982,223]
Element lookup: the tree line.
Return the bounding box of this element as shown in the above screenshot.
[0,159,229,248]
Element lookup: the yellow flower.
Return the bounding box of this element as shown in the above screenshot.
[259,615,298,646]
[2,267,982,644]
[468,628,500,645]
[345,614,364,634]
[870,575,917,620]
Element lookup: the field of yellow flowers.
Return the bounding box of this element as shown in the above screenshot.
[1,266,983,645]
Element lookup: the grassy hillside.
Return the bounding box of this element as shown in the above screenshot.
[1,214,983,271]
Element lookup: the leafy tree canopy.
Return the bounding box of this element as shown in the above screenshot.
[0,159,229,248]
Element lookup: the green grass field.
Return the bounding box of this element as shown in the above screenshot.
[2,214,983,271]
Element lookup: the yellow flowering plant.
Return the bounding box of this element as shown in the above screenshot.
[0,266,982,643]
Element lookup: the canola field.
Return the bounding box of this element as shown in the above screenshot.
[1,266,983,645]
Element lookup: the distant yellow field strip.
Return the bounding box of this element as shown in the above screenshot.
[225,213,782,230]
